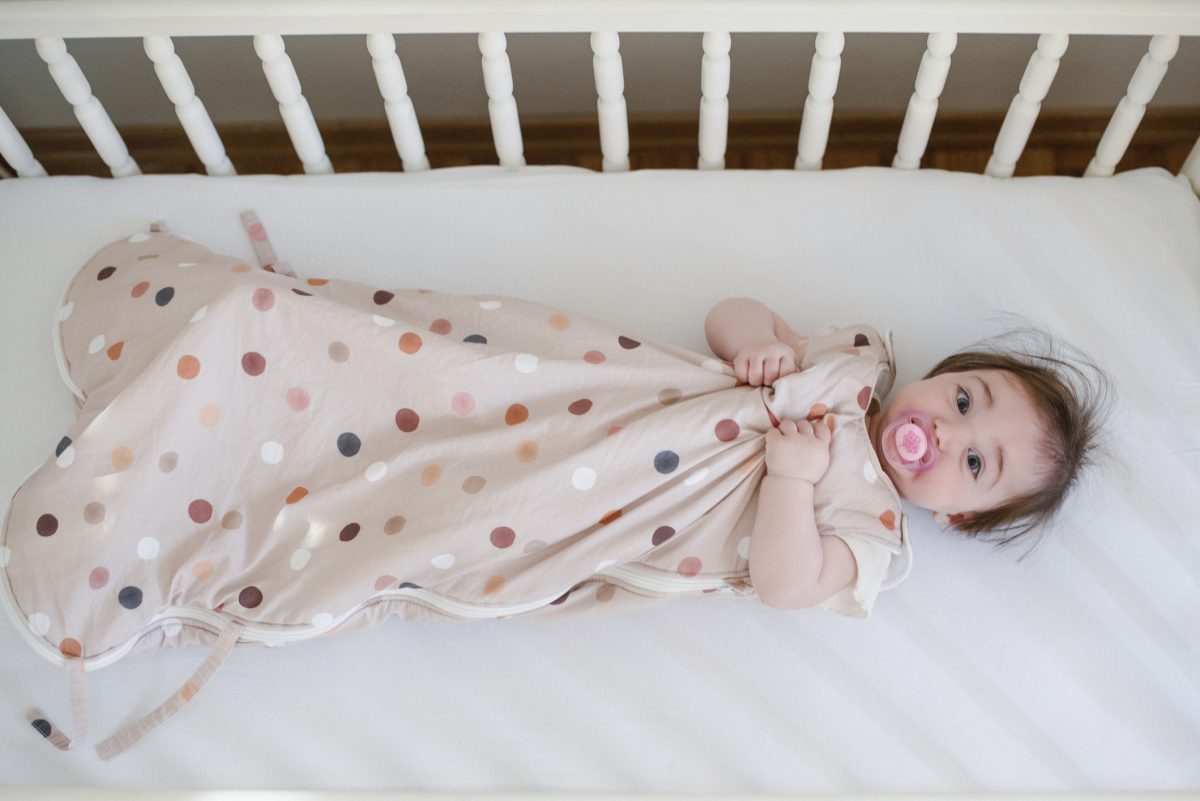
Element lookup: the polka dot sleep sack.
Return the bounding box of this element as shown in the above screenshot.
[0,218,912,759]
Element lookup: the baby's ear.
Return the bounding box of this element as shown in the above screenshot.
[933,511,972,527]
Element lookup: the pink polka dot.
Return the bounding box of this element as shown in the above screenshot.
[131,281,150,298]
[678,557,702,577]
[188,499,213,524]
[583,351,606,364]
[715,419,740,442]
[451,392,475,415]
[88,567,109,589]
[375,575,397,591]
[248,223,267,241]
[287,388,310,411]
[490,526,516,548]
[252,288,275,311]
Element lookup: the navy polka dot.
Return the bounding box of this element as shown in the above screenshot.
[118,586,143,609]
[55,436,71,457]
[464,334,488,344]
[31,719,51,737]
[337,432,361,457]
[654,451,680,474]
[154,287,175,306]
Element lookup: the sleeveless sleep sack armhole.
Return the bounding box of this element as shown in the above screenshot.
[819,534,892,619]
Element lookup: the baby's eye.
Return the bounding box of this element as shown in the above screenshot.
[967,450,982,478]
[956,387,971,414]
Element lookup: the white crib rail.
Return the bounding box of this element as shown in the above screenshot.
[0,0,1196,193]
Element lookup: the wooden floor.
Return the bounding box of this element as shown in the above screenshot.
[3,108,1197,178]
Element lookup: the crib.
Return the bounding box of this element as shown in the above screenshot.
[1,0,1199,797]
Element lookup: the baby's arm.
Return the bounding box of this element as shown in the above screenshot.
[751,419,858,609]
[705,298,807,386]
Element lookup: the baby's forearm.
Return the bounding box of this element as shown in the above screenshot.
[748,475,823,608]
[705,297,778,361]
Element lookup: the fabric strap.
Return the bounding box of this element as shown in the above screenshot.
[240,209,297,277]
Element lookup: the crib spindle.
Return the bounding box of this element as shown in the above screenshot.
[795,32,845,171]
[985,33,1069,179]
[34,38,139,178]
[591,32,630,173]
[253,34,333,175]
[479,32,526,168]
[893,32,957,170]
[698,32,732,171]
[366,33,430,172]
[1085,35,1180,179]
[0,102,46,177]
[143,37,235,177]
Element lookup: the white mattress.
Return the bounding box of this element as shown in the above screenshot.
[1,165,1198,792]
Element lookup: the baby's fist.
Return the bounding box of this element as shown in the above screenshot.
[765,418,832,483]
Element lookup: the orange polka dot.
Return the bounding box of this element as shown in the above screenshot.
[181,682,199,702]
[548,314,571,330]
[231,263,254,273]
[286,486,309,504]
[112,446,134,471]
[104,341,124,360]
[516,440,539,462]
[484,576,506,596]
[398,332,423,354]
[177,355,201,379]
[59,638,82,659]
[806,404,828,421]
[193,561,214,580]
[505,404,529,425]
[430,318,452,335]
[880,510,897,531]
[420,464,442,486]
[606,425,623,436]
[599,509,622,525]
[131,281,150,298]
[198,404,220,427]
[307,278,329,286]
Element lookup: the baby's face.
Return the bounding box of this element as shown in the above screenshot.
[868,369,1048,518]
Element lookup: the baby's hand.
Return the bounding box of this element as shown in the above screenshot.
[733,340,799,387]
[765,418,832,483]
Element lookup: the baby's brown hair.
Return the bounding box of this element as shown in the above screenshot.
[922,323,1115,559]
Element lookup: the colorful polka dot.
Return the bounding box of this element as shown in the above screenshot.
[287,388,310,411]
[484,576,506,596]
[97,266,116,280]
[384,516,407,535]
[431,318,452,335]
[137,537,160,559]
[83,502,105,524]
[678,557,702,577]
[398,332,423,354]
[583,351,606,364]
[252,288,275,311]
[420,464,442,486]
[55,437,71,458]
[596,584,617,602]
[572,467,597,490]
[337,432,361,457]
[715,419,740,441]
[654,451,679,474]
[35,514,58,537]
[395,408,420,432]
[88,567,109,589]
[221,511,243,530]
[286,487,309,504]
[490,526,516,548]
[618,336,640,349]
[516,440,539,462]
[155,287,175,307]
[515,354,539,373]
[375,575,397,591]
[854,333,870,347]
[239,586,263,608]
[339,523,361,542]
[160,451,179,472]
[857,387,872,410]
[307,278,329,287]
[192,561,214,580]
[131,281,150,298]
[451,392,475,415]
[261,441,284,464]
[431,554,455,570]
[112,446,134,471]
[181,682,198,702]
[365,462,388,482]
[118,586,143,609]
[652,526,675,546]
[329,341,350,362]
[479,300,501,310]
[198,404,220,427]
[188,499,213,524]
[504,404,529,425]
[548,314,571,330]
[105,341,125,361]
[374,290,394,305]
[242,352,266,376]
[599,509,622,525]
[880,510,897,531]
[568,399,592,415]
[177,355,201,379]
[464,334,487,344]
[462,475,487,493]
[59,638,82,659]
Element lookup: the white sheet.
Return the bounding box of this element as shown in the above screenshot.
[1,165,1198,792]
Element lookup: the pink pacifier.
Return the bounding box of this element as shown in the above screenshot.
[880,410,938,473]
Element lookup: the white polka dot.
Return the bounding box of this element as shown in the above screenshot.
[514,353,539,374]
[290,548,311,570]
[431,553,455,570]
[702,358,732,375]
[596,558,618,572]
[128,232,151,243]
[163,621,182,637]
[261,441,284,464]
[189,305,208,323]
[863,459,878,483]
[365,461,388,482]
[58,302,74,322]
[571,466,597,490]
[137,536,160,560]
[737,536,752,560]
[479,300,502,310]
[372,315,395,327]
[178,262,197,268]
[29,613,50,636]
[56,446,76,468]
[684,467,709,486]
[0,545,10,567]
[87,334,106,355]
[311,612,333,628]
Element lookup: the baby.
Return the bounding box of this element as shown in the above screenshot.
[704,297,1111,611]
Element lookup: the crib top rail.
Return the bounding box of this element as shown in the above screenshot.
[2,0,1200,38]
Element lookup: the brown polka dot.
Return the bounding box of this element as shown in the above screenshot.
[854,333,870,347]
[131,281,150,298]
[188,499,213,524]
[599,509,622,525]
[193,561,214,580]
[395,408,420,432]
[880,510,897,531]
[35,514,58,537]
[286,487,309,504]
[583,350,606,364]
[516,440,539,463]
[658,388,682,405]
[97,266,116,280]
[548,314,571,330]
[242,352,266,376]
[568,399,593,415]
[181,682,198,702]
[430,318,452,335]
[83,502,105,525]
[339,523,361,541]
[307,278,329,286]
[239,586,263,608]
[328,341,351,362]
[652,526,675,546]
[596,584,617,602]
[678,557,702,577]
[462,475,487,493]
[251,288,275,311]
[384,515,407,535]
[857,386,872,410]
[88,567,109,589]
[159,451,178,472]
[374,290,394,305]
[106,341,124,361]
[177,355,201,379]
[484,576,506,596]
[112,446,134,471]
[59,638,82,659]
[618,336,641,349]
[806,404,829,421]
[221,511,243,530]
[420,464,442,486]
[505,404,529,425]
[715,419,740,442]
[490,526,516,548]
[398,332,423,354]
